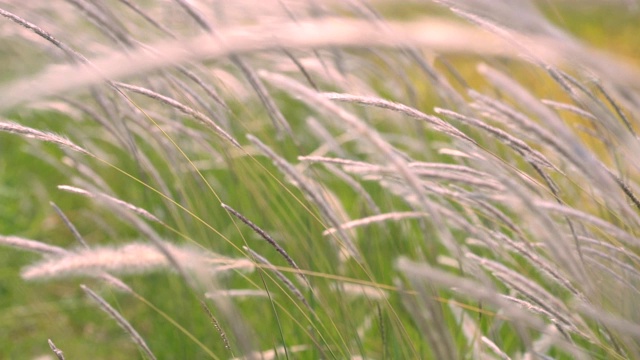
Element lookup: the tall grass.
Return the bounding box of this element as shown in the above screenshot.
[1,0,639,358]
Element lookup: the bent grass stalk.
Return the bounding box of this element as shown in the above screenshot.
[48,339,65,360]
[222,203,310,286]
[81,284,157,360]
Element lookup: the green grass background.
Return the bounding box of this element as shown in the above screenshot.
[1,3,639,359]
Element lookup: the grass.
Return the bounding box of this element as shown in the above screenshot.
[1,1,640,359]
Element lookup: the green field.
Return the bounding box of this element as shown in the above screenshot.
[1,1,640,359]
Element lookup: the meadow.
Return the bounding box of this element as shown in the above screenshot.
[1,1,640,359]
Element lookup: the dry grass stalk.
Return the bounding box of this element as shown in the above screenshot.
[47,339,65,360]
[81,284,157,360]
